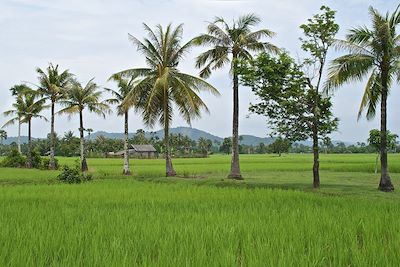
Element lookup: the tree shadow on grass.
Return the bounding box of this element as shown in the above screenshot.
[209,179,398,199]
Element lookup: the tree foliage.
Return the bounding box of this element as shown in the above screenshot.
[368,129,398,153]
[238,52,338,142]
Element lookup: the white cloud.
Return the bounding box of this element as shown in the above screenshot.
[0,0,398,142]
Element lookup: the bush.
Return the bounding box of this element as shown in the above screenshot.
[57,162,92,184]
[30,149,42,169]
[1,149,26,168]
[40,158,59,170]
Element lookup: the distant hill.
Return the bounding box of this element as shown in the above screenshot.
[2,127,354,147]
[89,127,223,143]
[2,136,32,145]
[88,127,274,146]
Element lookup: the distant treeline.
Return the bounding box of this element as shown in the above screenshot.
[1,130,398,157]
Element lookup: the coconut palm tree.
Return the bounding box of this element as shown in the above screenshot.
[85,128,93,139]
[3,84,32,153]
[325,5,400,192]
[36,63,73,169]
[0,130,7,145]
[114,23,220,177]
[4,89,47,168]
[58,79,110,171]
[192,14,278,179]
[105,74,139,175]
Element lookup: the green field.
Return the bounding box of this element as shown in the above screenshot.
[1,154,400,266]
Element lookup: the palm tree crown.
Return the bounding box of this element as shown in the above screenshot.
[0,130,7,144]
[192,14,278,78]
[37,64,73,103]
[59,79,110,116]
[106,74,138,114]
[325,6,400,118]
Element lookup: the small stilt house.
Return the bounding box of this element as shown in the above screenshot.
[106,144,158,159]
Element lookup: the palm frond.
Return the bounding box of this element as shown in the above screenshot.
[1,117,19,128]
[236,14,261,31]
[324,54,375,93]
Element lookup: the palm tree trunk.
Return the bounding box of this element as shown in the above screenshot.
[123,111,131,175]
[48,102,56,169]
[26,119,32,168]
[79,110,88,172]
[228,59,242,180]
[17,118,21,154]
[164,92,176,177]
[378,81,394,191]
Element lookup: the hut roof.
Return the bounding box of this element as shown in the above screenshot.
[131,144,157,152]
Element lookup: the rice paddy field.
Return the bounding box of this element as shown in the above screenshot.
[1,154,400,266]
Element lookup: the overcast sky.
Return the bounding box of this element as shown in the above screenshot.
[0,0,399,142]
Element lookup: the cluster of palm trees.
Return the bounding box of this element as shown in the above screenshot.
[1,6,399,192]
[2,69,108,170]
[3,15,273,177]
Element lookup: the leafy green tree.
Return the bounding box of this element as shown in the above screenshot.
[197,137,212,157]
[299,5,339,188]
[106,74,139,175]
[132,129,148,145]
[256,142,266,154]
[115,23,219,176]
[193,14,278,179]
[368,129,398,174]
[325,6,400,192]
[36,64,73,169]
[220,138,232,154]
[321,136,333,154]
[59,79,110,171]
[239,52,338,181]
[269,137,291,157]
[0,130,7,145]
[59,131,80,157]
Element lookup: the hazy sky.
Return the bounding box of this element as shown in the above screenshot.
[0,0,399,142]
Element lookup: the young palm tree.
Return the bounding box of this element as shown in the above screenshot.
[36,63,73,169]
[58,79,110,171]
[3,84,32,153]
[105,74,139,175]
[0,130,7,145]
[325,6,400,192]
[192,14,278,179]
[114,23,220,177]
[4,90,47,168]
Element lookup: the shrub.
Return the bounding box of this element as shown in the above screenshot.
[1,149,26,168]
[30,149,42,169]
[40,158,59,170]
[57,162,92,184]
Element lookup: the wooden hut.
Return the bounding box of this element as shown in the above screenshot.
[106,144,158,159]
[130,144,158,158]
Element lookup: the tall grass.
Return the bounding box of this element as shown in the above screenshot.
[1,154,400,265]
[1,180,400,266]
